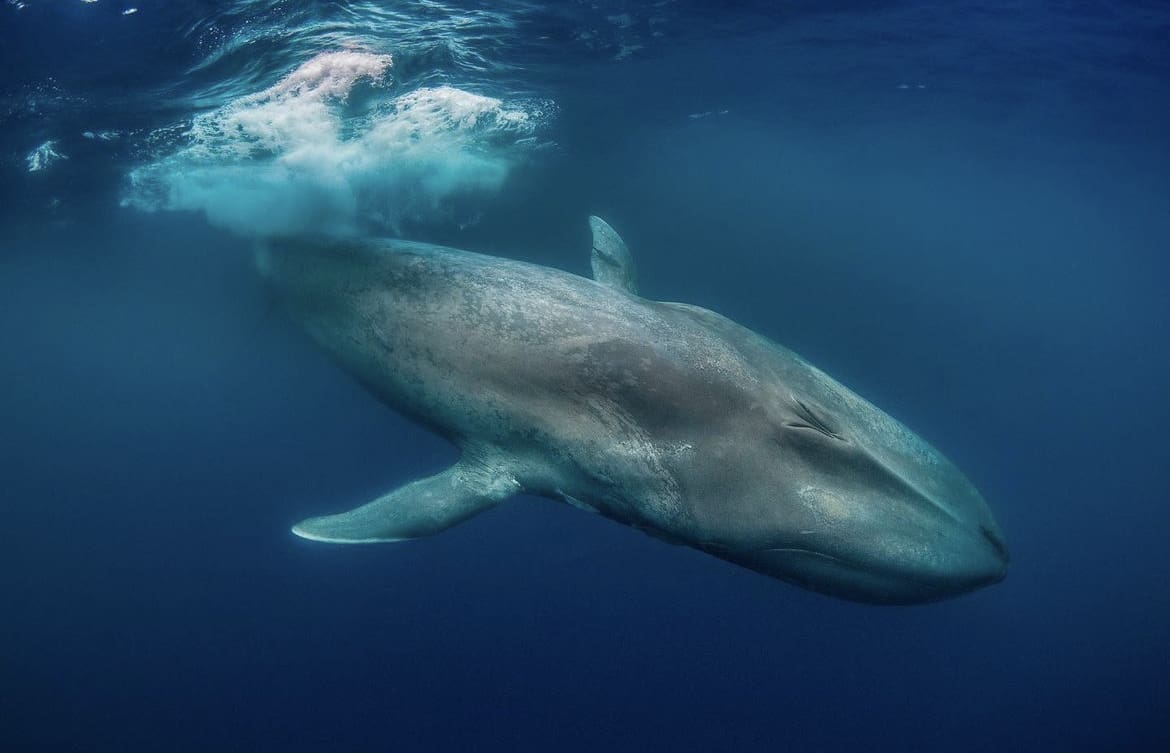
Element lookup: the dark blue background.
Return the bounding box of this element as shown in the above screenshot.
[2,2,1169,751]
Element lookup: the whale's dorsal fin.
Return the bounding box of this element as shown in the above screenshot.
[589,216,638,295]
[291,452,520,544]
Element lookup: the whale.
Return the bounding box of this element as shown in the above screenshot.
[258,217,1008,604]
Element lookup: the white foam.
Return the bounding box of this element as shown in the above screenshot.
[26,140,67,172]
[124,50,547,237]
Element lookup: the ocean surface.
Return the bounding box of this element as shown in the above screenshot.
[2,1,1168,751]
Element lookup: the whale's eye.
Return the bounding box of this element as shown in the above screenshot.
[786,398,845,441]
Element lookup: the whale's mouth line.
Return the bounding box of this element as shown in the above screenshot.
[981,525,1011,562]
[758,543,1007,595]
[760,546,844,564]
[757,545,964,592]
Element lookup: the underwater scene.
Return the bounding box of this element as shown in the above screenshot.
[1,1,1168,751]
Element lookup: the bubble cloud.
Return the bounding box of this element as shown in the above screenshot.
[124,51,547,237]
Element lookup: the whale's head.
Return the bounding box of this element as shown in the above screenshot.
[704,356,1009,604]
[642,303,1008,604]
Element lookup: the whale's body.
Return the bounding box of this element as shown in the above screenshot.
[261,218,1008,603]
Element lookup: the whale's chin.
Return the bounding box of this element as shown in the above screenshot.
[724,546,1007,605]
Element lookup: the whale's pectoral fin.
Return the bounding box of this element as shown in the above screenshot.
[589,216,638,295]
[291,456,521,544]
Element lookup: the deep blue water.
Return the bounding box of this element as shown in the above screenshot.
[2,2,1169,751]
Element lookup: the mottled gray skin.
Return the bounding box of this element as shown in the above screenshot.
[259,227,1008,604]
